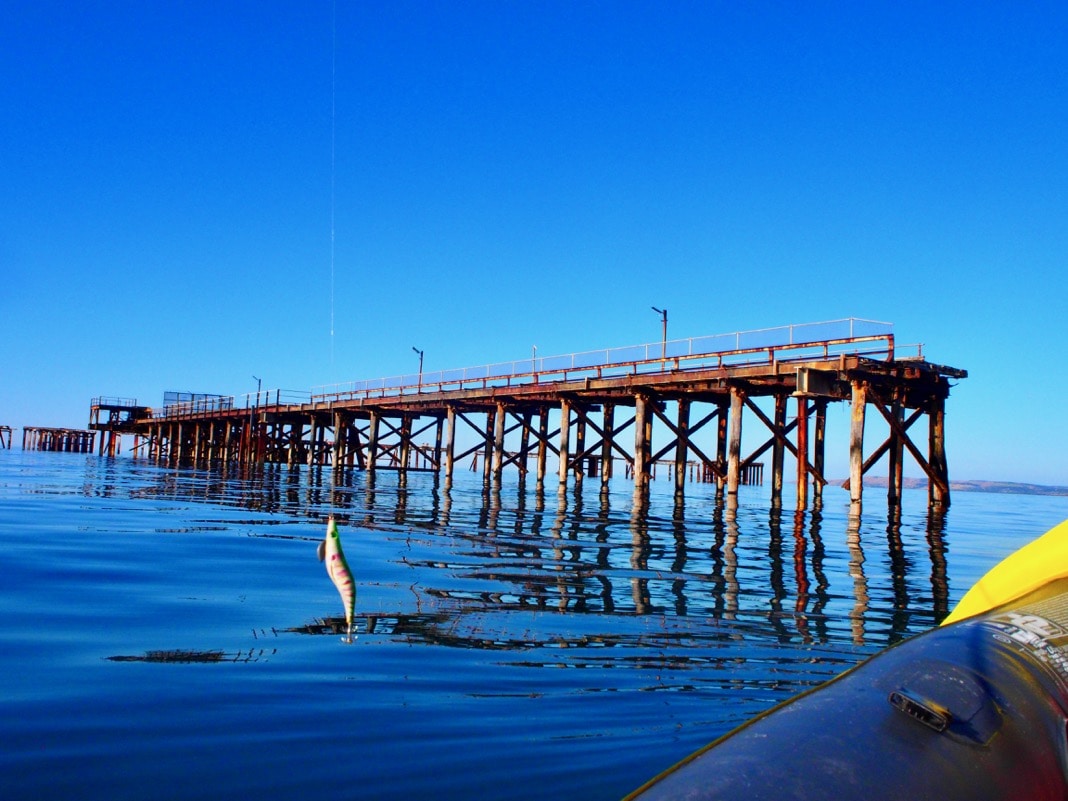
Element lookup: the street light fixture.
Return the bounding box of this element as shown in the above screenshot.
[412,347,424,391]
[651,307,668,366]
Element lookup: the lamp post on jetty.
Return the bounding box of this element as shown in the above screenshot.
[412,347,424,392]
[651,306,668,367]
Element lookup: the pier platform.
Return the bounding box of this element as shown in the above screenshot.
[89,319,966,508]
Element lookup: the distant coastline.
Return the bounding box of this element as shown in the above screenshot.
[842,477,1068,497]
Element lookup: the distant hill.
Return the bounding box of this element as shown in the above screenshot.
[845,477,1068,497]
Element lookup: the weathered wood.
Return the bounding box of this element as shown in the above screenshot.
[288,422,302,467]
[331,411,344,470]
[813,400,827,503]
[633,393,652,490]
[573,406,587,483]
[434,416,444,472]
[849,381,866,505]
[444,406,456,482]
[493,402,506,480]
[715,399,729,494]
[483,407,495,483]
[23,427,96,453]
[771,394,787,506]
[866,385,948,500]
[888,395,904,507]
[601,404,614,485]
[796,395,809,511]
[399,415,413,472]
[929,397,949,508]
[518,410,531,476]
[176,422,186,463]
[367,412,380,473]
[536,407,549,488]
[674,399,690,497]
[558,399,571,488]
[727,386,744,495]
[307,417,318,467]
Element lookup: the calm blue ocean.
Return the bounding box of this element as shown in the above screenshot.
[2,450,1066,800]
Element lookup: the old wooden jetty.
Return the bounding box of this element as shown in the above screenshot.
[23,426,96,453]
[0,426,12,449]
[89,319,966,508]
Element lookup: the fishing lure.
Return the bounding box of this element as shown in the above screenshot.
[317,516,356,642]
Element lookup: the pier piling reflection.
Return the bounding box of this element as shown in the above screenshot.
[111,459,952,673]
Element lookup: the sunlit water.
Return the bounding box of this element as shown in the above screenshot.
[2,450,1067,800]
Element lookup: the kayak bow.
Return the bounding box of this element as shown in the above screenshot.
[625,519,1068,801]
[941,518,1068,626]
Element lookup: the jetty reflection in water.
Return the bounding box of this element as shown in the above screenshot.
[113,458,952,655]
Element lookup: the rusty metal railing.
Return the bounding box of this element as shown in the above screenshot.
[91,396,141,408]
[149,389,312,420]
[139,319,902,419]
[311,317,899,404]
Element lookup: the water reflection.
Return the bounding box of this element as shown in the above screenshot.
[88,460,951,659]
[926,507,950,622]
[846,503,869,645]
[105,648,275,663]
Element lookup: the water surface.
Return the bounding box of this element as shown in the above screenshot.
[2,451,1066,799]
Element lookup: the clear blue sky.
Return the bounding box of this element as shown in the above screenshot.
[3,2,1066,485]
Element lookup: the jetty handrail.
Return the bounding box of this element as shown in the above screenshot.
[142,319,898,419]
[149,389,312,420]
[91,396,140,408]
[311,318,895,403]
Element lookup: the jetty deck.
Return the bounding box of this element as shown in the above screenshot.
[89,319,966,508]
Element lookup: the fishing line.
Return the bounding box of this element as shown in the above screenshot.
[329,0,337,377]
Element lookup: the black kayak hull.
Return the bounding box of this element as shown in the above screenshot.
[626,577,1068,800]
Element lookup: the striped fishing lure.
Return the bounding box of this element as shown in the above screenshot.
[317,516,356,642]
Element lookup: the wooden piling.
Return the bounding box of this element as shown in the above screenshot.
[770,394,787,506]
[558,399,571,489]
[929,397,949,508]
[482,407,495,483]
[888,394,904,506]
[518,410,531,477]
[727,386,744,495]
[573,406,587,486]
[367,412,380,473]
[23,427,96,453]
[715,399,728,495]
[849,381,867,505]
[813,400,827,504]
[796,395,809,511]
[633,393,651,490]
[536,408,549,489]
[492,402,505,481]
[444,407,456,483]
[600,404,615,486]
